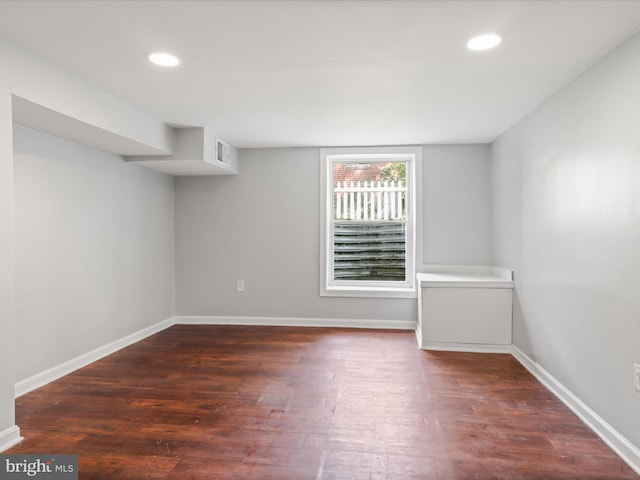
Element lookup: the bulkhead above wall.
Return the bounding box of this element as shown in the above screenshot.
[12,95,238,177]
[125,126,239,176]
[11,94,173,157]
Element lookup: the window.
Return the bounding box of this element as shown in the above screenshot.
[321,146,421,298]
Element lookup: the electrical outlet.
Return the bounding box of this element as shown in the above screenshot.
[236,280,245,292]
[634,364,640,393]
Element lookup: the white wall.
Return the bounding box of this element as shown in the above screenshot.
[174,145,493,322]
[13,127,175,381]
[492,32,640,450]
[0,91,17,447]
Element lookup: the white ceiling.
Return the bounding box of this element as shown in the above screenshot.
[1,0,640,149]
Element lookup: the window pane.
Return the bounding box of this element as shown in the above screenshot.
[334,221,406,281]
[332,161,407,282]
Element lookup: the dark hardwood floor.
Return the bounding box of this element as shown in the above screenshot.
[8,325,638,479]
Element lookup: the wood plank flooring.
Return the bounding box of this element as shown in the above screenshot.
[8,325,638,479]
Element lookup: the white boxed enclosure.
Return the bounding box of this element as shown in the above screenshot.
[416,266,514,352]
[126,127,239,176]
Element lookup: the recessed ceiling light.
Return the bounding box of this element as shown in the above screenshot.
[467,33,502,51]
[148,52,180,67]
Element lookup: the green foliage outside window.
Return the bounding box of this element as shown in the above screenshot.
[378,162,406,183]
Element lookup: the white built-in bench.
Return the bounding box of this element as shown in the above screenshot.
[416,265,514,353]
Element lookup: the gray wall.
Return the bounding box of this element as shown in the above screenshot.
[174,145,493,323]
[492,32,640,447]
[0,40,173,442]
[13,127,175,381]
[423,144,493,265]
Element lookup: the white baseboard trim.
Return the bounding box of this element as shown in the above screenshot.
[0,425,22,452]
[420,341,512,354]
[174,315,416,330]
[415,325,423,348]
[511,345,640,475]
[15,317,175,398]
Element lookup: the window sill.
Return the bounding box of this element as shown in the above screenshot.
[321,285,417,299]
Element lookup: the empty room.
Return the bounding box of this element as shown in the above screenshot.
[1,0,640,478]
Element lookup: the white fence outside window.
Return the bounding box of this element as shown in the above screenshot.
[334,180,406,221]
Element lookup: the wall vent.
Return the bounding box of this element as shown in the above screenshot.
[216,139,230,165]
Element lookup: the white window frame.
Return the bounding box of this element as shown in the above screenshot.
[320,146,422,298]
